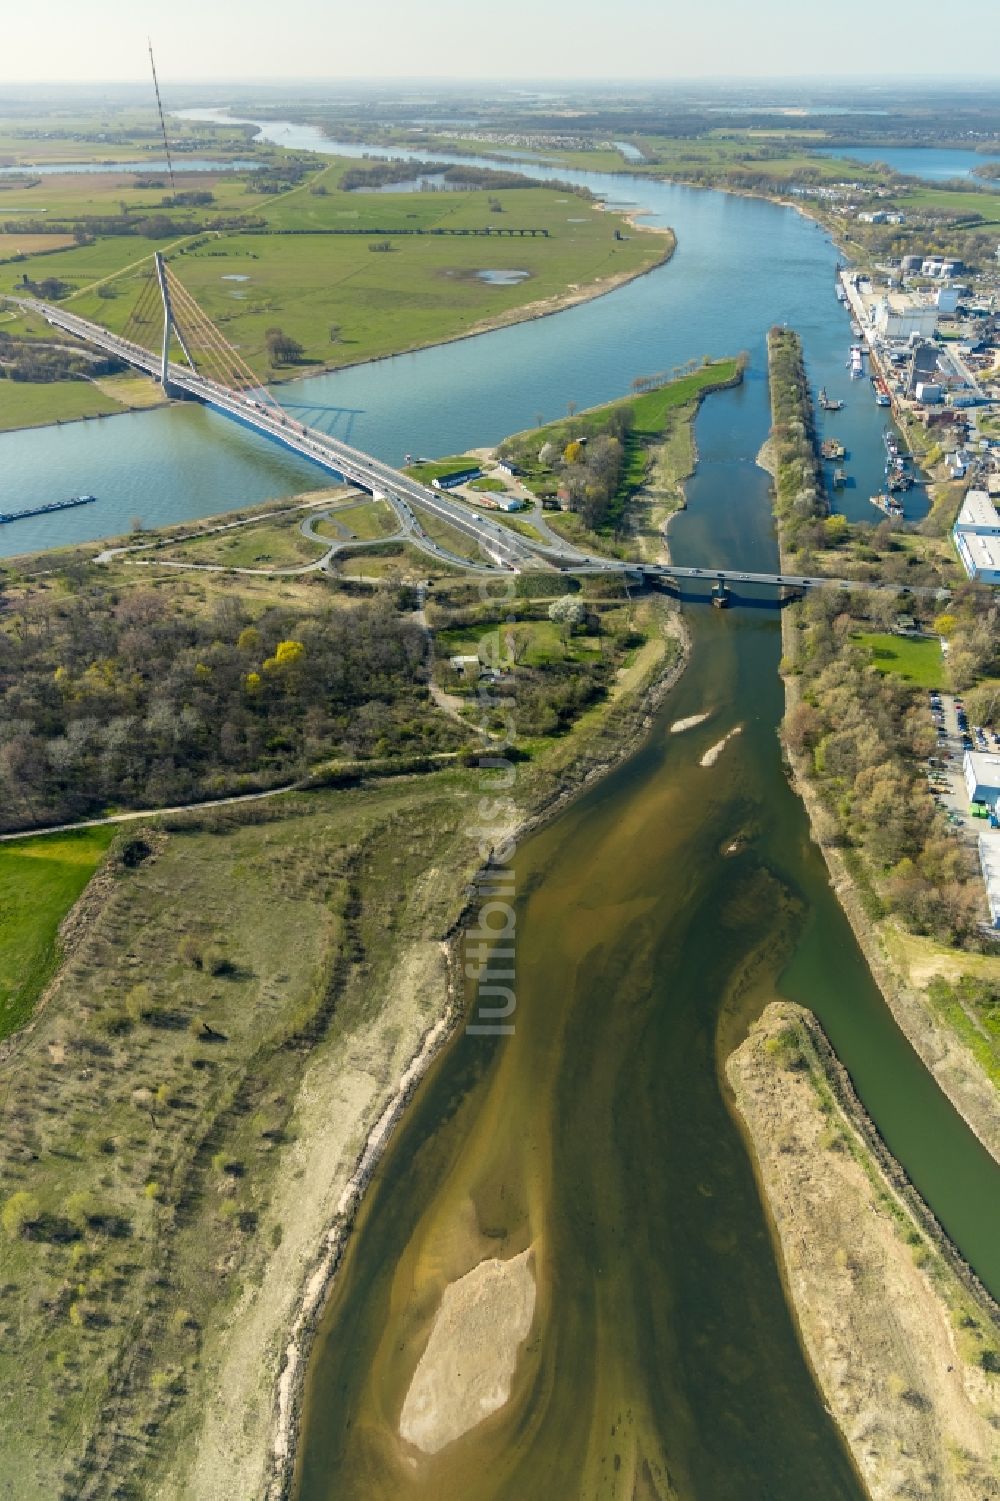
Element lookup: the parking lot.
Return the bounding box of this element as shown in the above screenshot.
[926,690,999,833]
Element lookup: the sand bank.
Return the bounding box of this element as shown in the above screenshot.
[399,1249,536,1455]
[700,725,742,766]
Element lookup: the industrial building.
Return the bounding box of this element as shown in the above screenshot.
[874,293,939,340]
[906,340,940,396]
[953,490,1000,585]
[976,835,1000,929]
[431,467,482,490]
[964,749,1000,808]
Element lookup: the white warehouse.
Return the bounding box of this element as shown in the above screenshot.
[953,490,1000,585]
[964,749,1000,808]
[874,293,939,340]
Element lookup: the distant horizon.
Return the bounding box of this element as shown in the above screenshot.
[2,74,1000,90]
[2,0,998,87]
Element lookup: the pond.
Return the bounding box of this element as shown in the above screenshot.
[475,268,531,284]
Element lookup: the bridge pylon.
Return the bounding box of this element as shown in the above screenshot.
[152,251,196,392]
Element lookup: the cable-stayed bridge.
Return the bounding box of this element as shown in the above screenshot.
[16,254,542,573]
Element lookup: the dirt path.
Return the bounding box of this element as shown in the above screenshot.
[729,1002,1000,1501]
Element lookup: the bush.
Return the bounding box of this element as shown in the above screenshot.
[2,1189,41,1238]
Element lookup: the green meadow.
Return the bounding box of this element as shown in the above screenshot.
[0,828,116,1039]
[852,631,945,689]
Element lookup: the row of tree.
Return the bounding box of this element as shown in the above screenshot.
[766,326,828,556]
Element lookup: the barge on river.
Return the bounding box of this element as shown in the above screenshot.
[0,494,97,525]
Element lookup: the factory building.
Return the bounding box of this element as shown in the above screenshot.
[953,490,1000,585]
[874,293,939,340]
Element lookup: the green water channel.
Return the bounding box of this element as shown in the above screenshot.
[292,384,1000,1500]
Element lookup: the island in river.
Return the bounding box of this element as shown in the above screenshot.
[730,1003,1000,1501]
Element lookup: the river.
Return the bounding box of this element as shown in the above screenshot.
[815,144,1000,182]
[1,118,925,555]
[4,117,998,1498]
[292,373,1000,1501]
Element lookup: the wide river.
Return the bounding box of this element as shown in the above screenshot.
[4,119,999,1498]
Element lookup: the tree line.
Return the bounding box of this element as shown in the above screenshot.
[766,326,828,557]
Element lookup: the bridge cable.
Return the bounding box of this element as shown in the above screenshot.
[168,270,280,403]
[120,268,162,351]
[164,267,287,414]
[165,277,257,392]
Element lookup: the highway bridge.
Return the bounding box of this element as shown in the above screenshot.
[16,260,539,575]
[12,257,946,600]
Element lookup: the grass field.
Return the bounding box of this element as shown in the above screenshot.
[321,498,400,540]
[330,541,448,577]
[853,631,945,688]
[0,378,122,431]
[160,517,328,569]
[0,784,484,1500]
[0,167,667,390]
[91,371,169,409]
[439,616,603,667]
[417,509,488,561]
[0,231,78,257]
[0,828,116,1039]
[406,455,482,484]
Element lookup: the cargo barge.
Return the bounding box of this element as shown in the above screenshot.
[0,494,97,525]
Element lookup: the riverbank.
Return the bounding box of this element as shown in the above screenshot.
[761,329,1000,1165]
[728,1001,1000,1501]
[0,229,673,437]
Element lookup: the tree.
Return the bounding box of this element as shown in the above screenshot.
[328,324,341,345]
[548,595,586,637]
[263,638,305,672]
[783,701,821,756]
[264,327,303,365]
[933,612,957,638]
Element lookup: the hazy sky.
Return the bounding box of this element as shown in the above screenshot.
[3,0,999,83]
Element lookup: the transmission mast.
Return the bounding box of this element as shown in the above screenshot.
[147,39,176,194]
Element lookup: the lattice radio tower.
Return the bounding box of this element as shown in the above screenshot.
[147,39,176,194]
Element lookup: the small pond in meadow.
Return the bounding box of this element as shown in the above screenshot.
[476,268,531,285]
